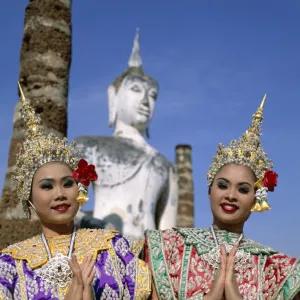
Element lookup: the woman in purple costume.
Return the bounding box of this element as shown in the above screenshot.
[0,83,151,300]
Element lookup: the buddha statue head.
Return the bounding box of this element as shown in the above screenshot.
[108,29,159,137]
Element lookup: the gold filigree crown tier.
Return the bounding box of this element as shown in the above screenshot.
[207,94,274,185]
[11,82,80,218]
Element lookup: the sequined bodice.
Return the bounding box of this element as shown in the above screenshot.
[44,234,72,257]
[212,228,242,244]
[145,228,300,300]
[0,229,152,299]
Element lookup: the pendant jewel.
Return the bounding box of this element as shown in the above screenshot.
[202,244,251,271]
[37,227,76,288]
[36,253,72,288]
[203,227,251,271]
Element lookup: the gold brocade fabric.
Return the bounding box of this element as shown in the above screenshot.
[0,229,152,299]
[2,228,117,269]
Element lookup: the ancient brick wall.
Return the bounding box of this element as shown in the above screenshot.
[1,0,72,218]
[176,145,195,228]
[0,220,41,250]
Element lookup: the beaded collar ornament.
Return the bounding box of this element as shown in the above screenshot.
[11,83,96,217]
[207,95,278,212]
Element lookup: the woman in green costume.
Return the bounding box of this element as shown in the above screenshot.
[145,95,300,300]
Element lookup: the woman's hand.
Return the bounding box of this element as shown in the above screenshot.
[224,245,243,300]
[204,244,227,300]
[64,255,96,300]
[80,255,96,300]
[65,255,84,300]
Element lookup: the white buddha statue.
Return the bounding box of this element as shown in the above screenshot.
[75,30,178,239]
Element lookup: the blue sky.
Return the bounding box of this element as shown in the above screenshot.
[0,1,300,256]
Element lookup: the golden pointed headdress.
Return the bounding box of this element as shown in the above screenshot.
[11,83,80,218]
[207,94,274,186]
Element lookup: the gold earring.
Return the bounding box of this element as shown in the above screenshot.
[76,190,89,204]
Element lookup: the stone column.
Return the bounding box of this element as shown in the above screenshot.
[175,145,194,227]
[0,0,72,218]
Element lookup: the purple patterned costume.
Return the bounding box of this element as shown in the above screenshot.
[0,229,150,299]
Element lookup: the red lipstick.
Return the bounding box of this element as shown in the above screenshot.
[52,204,70,212]
[220,203,239,214]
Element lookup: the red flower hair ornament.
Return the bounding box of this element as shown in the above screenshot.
[262,170,278,192]
[252,170,278,212]
[72,159,98,204]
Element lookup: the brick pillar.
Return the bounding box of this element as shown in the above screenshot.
[0,0,72,218]
[175,145,194,227]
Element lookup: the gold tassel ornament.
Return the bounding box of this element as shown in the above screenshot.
[76,190,89,204]
[260,199,271,211]
[76,183,89,205]
[252,186,271,212]
[251,201,262,212]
